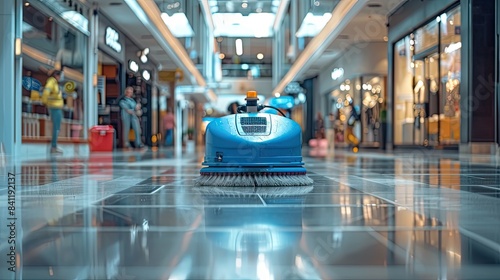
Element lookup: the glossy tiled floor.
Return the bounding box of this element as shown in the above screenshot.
[1,146,500,279]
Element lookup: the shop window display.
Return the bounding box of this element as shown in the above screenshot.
[439,7,461,143]
[393,5,461,146]
[21,4,87,142]
[393,36,414,145]
[329,77,385,148]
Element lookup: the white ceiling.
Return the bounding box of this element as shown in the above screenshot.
[78,0,406,91]
[96,0,176,70]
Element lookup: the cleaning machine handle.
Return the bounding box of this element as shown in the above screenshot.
[237,104,287,117]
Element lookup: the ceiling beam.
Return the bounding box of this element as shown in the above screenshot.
[273,0,290,33]
[124,0,207,87]
[272,0,368,95]
[199,0,215,32]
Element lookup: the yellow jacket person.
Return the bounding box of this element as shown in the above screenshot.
[42,70,64,154]
[42,70,63,109]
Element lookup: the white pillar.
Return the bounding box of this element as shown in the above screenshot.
[84,3,99,138]
[0,0,22,157]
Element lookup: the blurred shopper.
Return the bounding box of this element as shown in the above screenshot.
[326,112,335,150]
[227,101,240,114]
[315,112,325,139]
[380,105,387,150]
[162,107,175,146]
[119,86,145,150]
[42,70,64,154]
[346,103,361,152]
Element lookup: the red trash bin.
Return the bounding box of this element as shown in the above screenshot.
[89,125,114,152]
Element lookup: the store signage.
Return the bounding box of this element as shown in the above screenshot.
[105,27,122,53]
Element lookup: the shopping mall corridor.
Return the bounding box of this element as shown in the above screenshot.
[1,147,500,279]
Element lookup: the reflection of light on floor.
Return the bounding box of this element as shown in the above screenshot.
[257,253,273,280]
[295,255,304,269]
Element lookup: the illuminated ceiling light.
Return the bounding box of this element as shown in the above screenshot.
[142,70,150,81]
[256,53,264,60]
[24,2,30,6]
[212,13,274,37]
[235,38,243,56]
[242,2,248,9]
[143,48,149,55]
[296,12,332,37]
[128,60,139,72]
[383,36,388,41]
[219,53,225,59]
[160,12,195,37]
[140,54,148,63]
[440,13,447,23]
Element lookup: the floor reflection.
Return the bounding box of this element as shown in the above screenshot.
[3,148,500,279]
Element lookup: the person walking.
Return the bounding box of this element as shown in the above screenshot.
[326,112,335,150]
[162,107,175,146]
[315,112,325,140]
[42,70,64,154]
[119,87,145,150]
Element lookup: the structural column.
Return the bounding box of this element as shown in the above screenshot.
[0,0,22,157]
[460,0,497,153]
[84,3,99,139]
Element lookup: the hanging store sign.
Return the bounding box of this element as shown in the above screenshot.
[105,27,122,53]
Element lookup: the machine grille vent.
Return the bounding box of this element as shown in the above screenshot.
[240,117,267,133]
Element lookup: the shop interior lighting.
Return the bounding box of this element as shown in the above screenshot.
[142,70,151,81]
[140,54,148,63]
[160,12,195,37]
[257,53,264,60]
[23,44,55,66]
[129,60,139,72]
[235,38,243,56]
[444,42,461,53]
[330,67,343,80]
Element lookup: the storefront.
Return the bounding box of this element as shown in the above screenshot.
[317,42,388,148]
[123,36,157,148]
[96,16,126,147]
[391,3,461,147]
[21,1,89,143]
[328,75,386,148]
